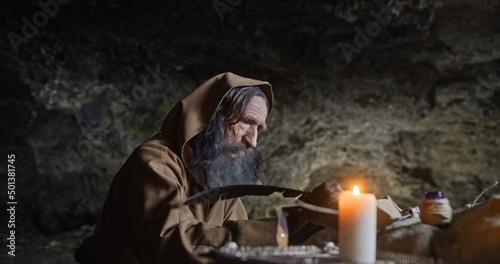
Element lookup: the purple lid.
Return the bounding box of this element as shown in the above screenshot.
[423,191,445,199]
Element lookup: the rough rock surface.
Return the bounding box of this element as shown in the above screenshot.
[0,0,499,262]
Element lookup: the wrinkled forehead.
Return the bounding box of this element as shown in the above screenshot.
[242,96,269,118]
[222,86,271,121]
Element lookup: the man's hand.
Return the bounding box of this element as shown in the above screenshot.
[304,181,343,209]
[287,181,343,245]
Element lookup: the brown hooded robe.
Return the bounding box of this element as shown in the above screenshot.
[75,72,278,264]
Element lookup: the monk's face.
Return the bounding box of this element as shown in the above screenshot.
[223,96,268,155]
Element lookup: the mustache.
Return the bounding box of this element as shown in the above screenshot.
[223,142,250,153]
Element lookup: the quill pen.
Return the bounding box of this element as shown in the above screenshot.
[182,184,309,206]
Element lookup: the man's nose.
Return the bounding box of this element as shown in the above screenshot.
[243,127,258,148]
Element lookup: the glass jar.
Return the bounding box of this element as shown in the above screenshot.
[418,191,452,226]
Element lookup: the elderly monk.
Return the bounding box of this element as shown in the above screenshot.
[75,72,341,263]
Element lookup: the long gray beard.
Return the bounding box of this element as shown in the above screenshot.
[204,144,260,188]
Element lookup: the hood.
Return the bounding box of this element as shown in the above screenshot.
[160,72,274,167]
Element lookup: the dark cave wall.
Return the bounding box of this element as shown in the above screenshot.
[0,0,499,236]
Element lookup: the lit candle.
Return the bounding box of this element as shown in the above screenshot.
[339,185,377,263]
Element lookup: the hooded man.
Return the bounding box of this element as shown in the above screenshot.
[75,72,341,264]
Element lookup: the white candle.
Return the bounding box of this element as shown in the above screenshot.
[339,185,377,263]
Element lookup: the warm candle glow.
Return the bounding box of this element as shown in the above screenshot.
[353,185,360,195]
[339,185,377,263]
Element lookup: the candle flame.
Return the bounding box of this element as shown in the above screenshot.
[353,185,360,195]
